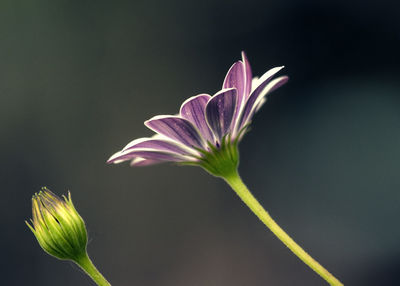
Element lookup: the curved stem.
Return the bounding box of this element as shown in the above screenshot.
[75,253,111,286]
[223,170,343,286]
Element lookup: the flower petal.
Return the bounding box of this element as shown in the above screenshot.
[255,97,267,112]
[145,115,205,149]
[237,66,285,130]
[223,62,247,133]
[122,136,196,156]
[108,148,192,164]
[251,66,284,93]
[239,76,289,128]
[205,88,237,141]
[130,158,162,167]
[179,94,214,143]
[223,61,245,101]
[241,51,253,98]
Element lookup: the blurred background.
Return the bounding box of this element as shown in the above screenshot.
[1,0,400,285]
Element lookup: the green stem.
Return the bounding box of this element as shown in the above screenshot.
[223,170,343,286]
[75,253,111,286]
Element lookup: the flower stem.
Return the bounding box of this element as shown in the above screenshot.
[75,253,111,286]
[223,170,343,286]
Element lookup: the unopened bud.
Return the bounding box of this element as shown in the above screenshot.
[26,187,87,261]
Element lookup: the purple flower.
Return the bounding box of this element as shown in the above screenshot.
[108,52,288,176]
[106,54,344,286]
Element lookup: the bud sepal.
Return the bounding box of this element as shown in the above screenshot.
[26,187,87,261]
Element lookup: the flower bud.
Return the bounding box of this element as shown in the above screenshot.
[26,187,88,261]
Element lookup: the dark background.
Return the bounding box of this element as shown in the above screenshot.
[1,0,400,285]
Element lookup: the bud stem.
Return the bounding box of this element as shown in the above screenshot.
[75,253,111,286]
[223,170,343,286]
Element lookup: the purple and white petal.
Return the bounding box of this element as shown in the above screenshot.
[108,148,192,164]
[122,136,197,156]
[107,150,129,164]
[179,94,214,143]
[108,149,137,164]
[145,115,205,149]
[236,67,285,129]
[223,61,249,133]
[223,61,245,101]
[252,66,285,91]
[253,76,289,107]
[241,51,253,98]
[251,76,259,92]
[255,97,267,112]
[205,88,237,142]
[238,76,289,128]
[130,157,162,167]
[126,150,194,162]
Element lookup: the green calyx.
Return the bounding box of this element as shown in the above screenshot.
[186,134,240,178]
[26,187,88,261]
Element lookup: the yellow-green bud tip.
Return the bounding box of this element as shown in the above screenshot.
[26,187,88,261]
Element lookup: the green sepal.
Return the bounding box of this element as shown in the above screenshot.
[182,130,244,178]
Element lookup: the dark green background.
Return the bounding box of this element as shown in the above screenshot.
[2,0,400,285]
